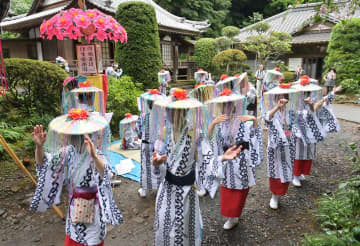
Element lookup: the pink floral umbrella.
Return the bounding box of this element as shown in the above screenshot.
[40,8,127,43]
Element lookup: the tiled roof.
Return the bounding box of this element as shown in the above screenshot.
[88,0,210,34]
[236,0,360,42]
[0,5,67,29]
[291,32,331,44]
[0,0,209,35]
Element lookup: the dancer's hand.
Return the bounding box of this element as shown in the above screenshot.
[212,115,228,125]
[222,145,242,162]
[84,135,97,159]
[304,97,313,106]
[277,99,288,108]
[32,125,47,147]
[153,152,167,166]
[333,85,342,94]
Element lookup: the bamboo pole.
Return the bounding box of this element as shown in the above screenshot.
[0,134,64,220]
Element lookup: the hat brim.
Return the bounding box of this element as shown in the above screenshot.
[49,113,108,136]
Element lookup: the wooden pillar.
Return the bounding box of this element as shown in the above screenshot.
[173,43,179,81]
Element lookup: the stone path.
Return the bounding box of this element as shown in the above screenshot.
[332,104,360,123]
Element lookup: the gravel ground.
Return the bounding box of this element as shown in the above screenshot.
[0,119,359,246]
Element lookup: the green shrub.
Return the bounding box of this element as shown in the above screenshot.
[115,1,162,89]
[215,36,232,51]
[212,49,247,74]
[283,71,294,83]
[341,79,360,94]
[2,58,67,117]
[301,142,360,246]
[221,26,241,39]
[107,76,143,135]
[194,38,217,71]
[324,18,360,84]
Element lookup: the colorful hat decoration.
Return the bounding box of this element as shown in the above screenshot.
[172,88,187,101]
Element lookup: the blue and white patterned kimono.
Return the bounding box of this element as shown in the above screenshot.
[293,104,326,160]
[30,146,123,245]
[139,112,166,191]
[204,121,263,198]
[153,126,222,246]
[264,111,296,183]
[316,92,340,134]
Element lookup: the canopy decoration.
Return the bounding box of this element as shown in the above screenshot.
[40,8,127,43]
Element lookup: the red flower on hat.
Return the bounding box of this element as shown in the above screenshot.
[68,108,89,120]
[198,68,203,71]
[220,88,232,96]
[160,69,165,73]
[149,89,159,95]
[220,74,228,80]
[234,74,240,78]
[300,75,309,80]
[125,113,132,118]
[279,83,291,89]
[79,81,91,87]
[172,88,187,100]
[195,82,205,88]
[300,78,310,85]
[63,77,74,86]
[275,67,281,72]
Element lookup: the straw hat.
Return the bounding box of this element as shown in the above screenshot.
[48,110,109,136]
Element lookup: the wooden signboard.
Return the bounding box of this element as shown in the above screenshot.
[76,44,103,75]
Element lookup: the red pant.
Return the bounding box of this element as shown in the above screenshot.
[269,178,290,196]
[293,160,312,176]
[220,186,249,217]
[65,235,104,246]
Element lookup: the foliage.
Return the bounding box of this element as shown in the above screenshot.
[106,76,143,134]
[215,36,232,51]
[194,38,217,71]
[0,31,20,39]
[2,58,67,117]
[222,26,241,39]
[242,22,292,67]
[154,0,231,37]
[283,71,295,82]
[212,49,247,74]
[115,1,162,89]
[242,12,264,27]
[10,0,33,15]
[341,79,360,94]
[302,142,360,246]
[324,18,360,85]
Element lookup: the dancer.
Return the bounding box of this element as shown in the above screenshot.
[151,89,242,245]
[30,111,122,246]
[158,69,171,95]
[137,89,166,198]
[120,113,141,150]
[264,85,298,209]
[206,89,263,230]
[291,79,325,187]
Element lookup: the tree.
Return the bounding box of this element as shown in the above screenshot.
[194,38,217,71]
[242,22,292,66]
[212,49,247,73]
[10,0,33,15]
[115,2,162,89]
[215,36,232,51]
[154,0,231,37]
[324,17,360,89]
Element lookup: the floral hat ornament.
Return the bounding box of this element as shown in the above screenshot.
[292,75,322,103]
[172,88,187,101]
[40,8,127,43]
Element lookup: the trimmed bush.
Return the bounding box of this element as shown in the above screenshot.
[324,18,360,84]
[2,58,67,117]
[341,78,360,94]
[115,1,162,89]
[212,49,247,74]
[194,38,217,71]
[215,36,232,51]
[107,76,143,134]
[283,71,294,83]
[221,26,240,39]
